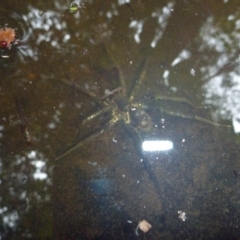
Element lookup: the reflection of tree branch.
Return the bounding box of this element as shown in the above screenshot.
[125,1,134,12]
[152,1,211,64]
[203,49,240,83]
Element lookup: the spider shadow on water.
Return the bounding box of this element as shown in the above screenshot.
[55,43,230,209]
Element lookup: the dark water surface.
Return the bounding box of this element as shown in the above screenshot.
[1,0,240,239]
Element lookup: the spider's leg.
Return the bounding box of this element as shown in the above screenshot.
[59,78,103,106]
[123,122,165,200]
[128,57,150,102]
[153,95,203,109]
[101,87,122,101]
[82,105,114,124]
[194,116,231,127]
[56,114,120,160]
[101,43,127,95]
[158,107,231,128]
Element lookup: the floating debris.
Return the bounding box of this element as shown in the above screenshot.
[0,27,15,48]
[233,170,238,178]
[178,210,187,221]
[135,219,152,235]
[68,2,85,13]
[88,161,97,166]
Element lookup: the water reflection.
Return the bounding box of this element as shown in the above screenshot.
[142,140,173,151]
[199,14,240,133]
[1,0,240,239]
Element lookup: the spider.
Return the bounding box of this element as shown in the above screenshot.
[56,48,230,200]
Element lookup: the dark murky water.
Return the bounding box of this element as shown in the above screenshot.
[1,0,240,239]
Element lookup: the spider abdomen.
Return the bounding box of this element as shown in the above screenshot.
[130,108,152,131]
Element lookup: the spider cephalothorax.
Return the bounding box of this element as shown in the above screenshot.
[101,89,153,132]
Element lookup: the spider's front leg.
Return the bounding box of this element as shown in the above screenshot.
[101,42,127,96]
[128,58,150,102]
[100,87,123,101]
[58,78,103,106]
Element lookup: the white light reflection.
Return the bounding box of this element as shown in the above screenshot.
[232,114,240,133]
[142,140,173,152]
[171,49,191,67]
[151,2,174,48]
[129,20,143,43]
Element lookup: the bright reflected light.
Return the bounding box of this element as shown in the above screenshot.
[142,140,173,151]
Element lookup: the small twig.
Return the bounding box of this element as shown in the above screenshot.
[125,1,134,12]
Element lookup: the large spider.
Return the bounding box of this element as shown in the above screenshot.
[56,48,230,200]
